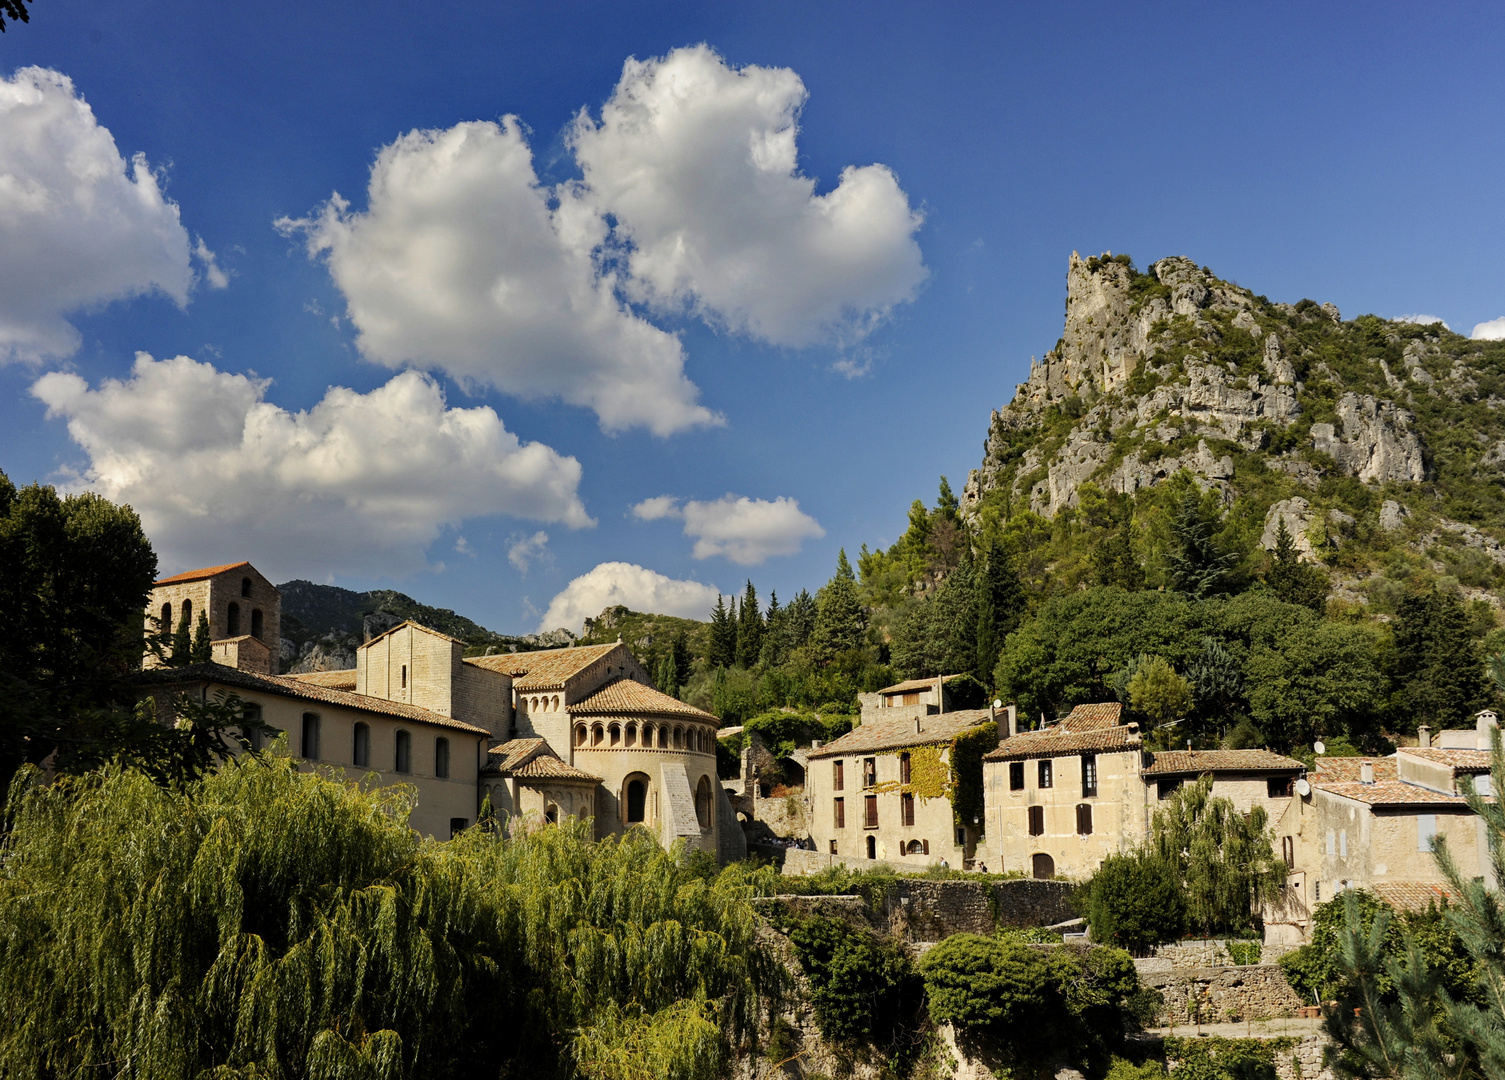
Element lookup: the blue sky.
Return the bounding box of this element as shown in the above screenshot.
[2,1,1503,633]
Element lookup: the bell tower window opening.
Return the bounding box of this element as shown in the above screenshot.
[400,664,407,690]
[241,577,252,598]
[227,602,241,636]
[251,609,264,641]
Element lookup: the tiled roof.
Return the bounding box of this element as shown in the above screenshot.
[569,677,718,721]
[1061,702,1124,732]
[878,676,952,695]
[155,561,251,586]
[465,643,622,689]
[808,710,994,759]
[284,669,358,691]
[1313,780,1475,807]
[984,723,1139,762]
[363,620,468,647]
[1372,881,1458,914]
[1314,757,1398,782]
[1142,749,1304,776]
[135,663,491,735]
[484,737,599,782]
[1401,747,1493,772]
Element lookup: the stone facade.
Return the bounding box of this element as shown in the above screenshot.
[1143,964,1307,1025]
[760,877,1076,942]
[146,561,281,673]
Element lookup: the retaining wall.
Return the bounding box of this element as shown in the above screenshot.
[1145,964,1307,1024]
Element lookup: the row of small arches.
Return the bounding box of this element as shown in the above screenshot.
[574,721,712,753]
[160,595,264,641]
[519,695,561,712]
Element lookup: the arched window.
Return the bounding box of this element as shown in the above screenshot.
[643,723,655,747]
[626,778,647,823]
[435,737,450,779]
[673,726,684,748]
[657,726,668,748]
[591,723,604,747]
[695,775,713,829]
[545,804,559,824]
[250,609,264,641]
[160,602,172,639]
[575,724,587,747]
[609,723,621,747]
[241,577,252,598]
[866,835,877,860]
[552,695,560,710]
[625,723,637,747]
[300,713,320,760]
[227,602,241,636]
[394,730,411,774]
[352,722,370,767]
[181,598,192,627]
[1032,853,1055,880]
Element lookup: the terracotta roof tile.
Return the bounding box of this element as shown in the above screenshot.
[364,621,466,647]
[1314,757,1398,782]
[1061,702,1124,732]
[465,643,622,690]
[878,676,955,695]
[809,710,994,759]
[1142,749,1304,776]
[483,738,599,781]
[1401,747,1493,772]
[1313,779,1477,807]
[1372,881,1459,913]
[984,723,1140,761]
[568,677,717,721]
[135,663,491,735]
[512,756,601,781]
[155,561,252,586]
[284,669,358,691]
[487,737,549,772]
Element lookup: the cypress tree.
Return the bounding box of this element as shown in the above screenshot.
[786,589,817,651]
[191,611,213,665]
[170,604,193,665]
[976,543,1025,683]
[735,581,763,668]
[811,550,866,663]
[707,595,736,670]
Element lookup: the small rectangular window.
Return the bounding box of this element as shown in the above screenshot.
[1418,815,1437,853]
[1081,755,1098,797]
[394,730,411,774]
[1028,805,1044,836]
[449,818,468,838]
[864,794,878,829]
[241,703,263,752]
[1268,776,1294,798]
[830,839,838,855]
[1158,779,1180,801]
[1076,803,1093,835]
[401,664,407,689]
[435,737,450,779]
[1038,760,1053,789]
[901,793,915,826]
[833,760,844,791]
[300,713,321,760]
[863,757,877,788]
[955,826,966,846]
[1326,831,1336,855]
[1009,761,1025,791]
[900,753,912,785]
[834,797,845,828]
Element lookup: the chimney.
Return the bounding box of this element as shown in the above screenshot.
[1418,725,1431,749]
[811,739,821,750]
[1360,760,1374,785]
[1006,704,1017,739]
[914,717,922,735]
[1478,710,1499,751]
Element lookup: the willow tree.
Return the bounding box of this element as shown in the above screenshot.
[1151,775,1282,935]
[0,755,766,1080]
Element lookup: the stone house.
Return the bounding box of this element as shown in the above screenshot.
[805,710,995,865]
[856,675,961,726]
[982,703,1304,880]
[144,561,281,674]
[138,562,740,858]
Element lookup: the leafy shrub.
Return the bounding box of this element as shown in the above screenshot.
[1106,1056,1169,1080]
[1081,851,1186,954]
[1225,940,1261,966]
[786,916,921,1047]
[1163,1036,1284,1080]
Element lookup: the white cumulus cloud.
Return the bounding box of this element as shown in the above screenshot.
[33,354,593,581]
[0,67,206,362]
[1473,318,1505,341]
[507,530,550,573]
[572,45,927,347]
[538,561,722,633]
[279,118,718,437]
[1393,314,1450,330]
[283,46,924,434]
[630,492,825,565]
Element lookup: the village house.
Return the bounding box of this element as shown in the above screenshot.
[804,709,995,865]
[981,703,1304,880]
[856,676,962,726]
[137,562,741,858]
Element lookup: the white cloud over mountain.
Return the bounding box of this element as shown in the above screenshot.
[1394,314,1450,330]
[631,492,825,565]
[0,68,215,363]
[33,355,592,580]
[538,561,722,633]
[571,45,927,347]
[1473,318,1505,341]
[285,46,924,434]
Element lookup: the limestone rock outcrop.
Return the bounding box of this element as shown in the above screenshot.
[1309,393,1428,483]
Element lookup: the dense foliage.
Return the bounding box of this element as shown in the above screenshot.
[1081,851,1187,954]
[784,916,922,1049]
[0,758,767,1080]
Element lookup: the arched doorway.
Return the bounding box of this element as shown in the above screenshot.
[866,835,877,860]
[1031,853,1055,880]
[626,778,647,823]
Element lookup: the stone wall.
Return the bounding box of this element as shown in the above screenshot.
[1144,964,1307,1024]
[1276,1034,1336,1080]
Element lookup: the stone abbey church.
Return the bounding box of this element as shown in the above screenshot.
[141,561,744,859]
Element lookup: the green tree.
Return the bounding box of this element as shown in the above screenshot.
[191,611,213,664]
[1394,587,1491,732]
[1264,518,1330,612]
[975,543,1026,683]
[735,581,763,669]
[1082,852,1187,955]
[707,594,736,669]
[170,602,193,664]
[786,916,919,1047]
[785,589,817,651]
[1088,488,1144,591]
[1185,636,1246,727]
[1151,776,1282,935]
[1166,487,1239,599]
[890,552,978,679]
[810,550,866,664]
[1127,655,1194,728]
[0,471,160,784]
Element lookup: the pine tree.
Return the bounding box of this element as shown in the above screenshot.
[170,604,193,665]
[707,596,736,670]
[735,581,763,668]
[976,543,1025,682]
[1265,517,1329,612]
[1394,587,1490,730]
[191,611,213,664]
[786,589,817,651]
[759,591,786,667]
[935,476,960,524]
[811,550,866,664]
[1091,498,1144,590]
[1166,487,1239,598]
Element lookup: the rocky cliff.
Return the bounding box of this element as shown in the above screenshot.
[961,252,1505,607]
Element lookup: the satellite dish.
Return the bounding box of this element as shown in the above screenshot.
[1295,778,1311,797]
[993,699,1003,710]
[1313,741,1326,755]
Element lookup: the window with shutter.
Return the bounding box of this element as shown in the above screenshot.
[864,795,878,828]
[1028,805,1044,836]
[901,793,915,826]
[863,758,877,787]
[900,753,911,784]
[833,761,844,791]
[1081,755,1098,797]
[1038,760,1053,788]
[834,798,845,828]
[1076,803,1093,835]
